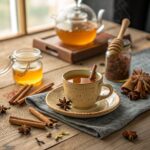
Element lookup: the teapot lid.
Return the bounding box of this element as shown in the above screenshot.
[56,1,97,23]
[67,7,88,22]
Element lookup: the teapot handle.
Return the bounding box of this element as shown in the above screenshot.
[97,9,105,34]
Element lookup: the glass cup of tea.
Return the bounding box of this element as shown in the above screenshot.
[63,70,113,109]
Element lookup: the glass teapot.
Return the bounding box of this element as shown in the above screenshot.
[52,0,105,46]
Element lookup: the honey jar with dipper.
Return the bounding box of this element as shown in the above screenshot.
[105,19,132,82]
[0,48,43,86]
[12,48,43,85]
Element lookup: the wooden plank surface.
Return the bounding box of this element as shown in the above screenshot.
[0,20,150,150]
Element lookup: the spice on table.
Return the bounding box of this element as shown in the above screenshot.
[0,105,11,114]
[55,131,70,141]
[121,69,150,100]
[18,125,31,135]
[46,132,52,138]
[61,131,70,136]
[9,116,46,129]
[29,107,57,127]
[55,134,63,142]
[53,123,61,129]
[122,130,138,142]
[57,97,71,111]
[35,138,45,146]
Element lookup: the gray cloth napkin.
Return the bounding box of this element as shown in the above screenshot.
[26,49,150,138]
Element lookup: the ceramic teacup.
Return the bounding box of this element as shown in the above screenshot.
[63,70,113,109]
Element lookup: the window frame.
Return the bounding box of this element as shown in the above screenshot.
[0,0,54,41]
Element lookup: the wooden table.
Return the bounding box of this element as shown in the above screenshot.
[0,20,150,150]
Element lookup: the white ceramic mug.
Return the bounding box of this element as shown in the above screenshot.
[63,70,113,109]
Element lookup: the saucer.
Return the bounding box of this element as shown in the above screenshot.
[45,86,120,118]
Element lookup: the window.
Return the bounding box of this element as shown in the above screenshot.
[0,0,18,38]
[0,0,74,40]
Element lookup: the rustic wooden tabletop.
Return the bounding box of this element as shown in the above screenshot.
[0,20,150,150]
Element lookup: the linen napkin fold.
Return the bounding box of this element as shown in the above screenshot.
[26,49,150,138]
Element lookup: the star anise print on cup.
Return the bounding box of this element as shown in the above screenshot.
[56,97,72,111]
[121,69,150,100]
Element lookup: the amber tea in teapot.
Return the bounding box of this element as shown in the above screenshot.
[52,0,105,46]
[56,21,97,46]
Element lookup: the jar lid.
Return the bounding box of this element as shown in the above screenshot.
[12,48,42,62]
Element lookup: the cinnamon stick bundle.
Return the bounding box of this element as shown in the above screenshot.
[29,107,57,127]
[9,85,31,105]
[13,85,33,104]
[17,82,54,105]
[9,116,46,129]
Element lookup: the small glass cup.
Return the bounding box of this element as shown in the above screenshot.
[105,39,132,82]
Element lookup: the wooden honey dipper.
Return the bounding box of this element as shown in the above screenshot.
[108,18,130,55]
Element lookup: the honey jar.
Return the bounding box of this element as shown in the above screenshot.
[105,39,132,82]
[11,48,43,85]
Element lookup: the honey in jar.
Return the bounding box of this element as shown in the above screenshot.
[12,48,43,86]
[56,21,97,46]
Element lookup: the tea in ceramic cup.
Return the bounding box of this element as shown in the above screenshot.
[63,70,113,109]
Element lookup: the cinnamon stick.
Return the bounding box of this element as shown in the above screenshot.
[121,77,135,91]
[29,107,55,126]
[17,82,54,105]
[9,85,29,105]
[89,64,97,80]
[13,85,33,104]
[9,116,46,129]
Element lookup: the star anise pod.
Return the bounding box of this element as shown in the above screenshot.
[56,97,71,111]
[122,130,138,142]
[122,69,150,100]
[0,105,11,114]
[128,91,140,100]
[18,125,31,135]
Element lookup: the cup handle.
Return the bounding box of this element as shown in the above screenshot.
[97,83,113,101]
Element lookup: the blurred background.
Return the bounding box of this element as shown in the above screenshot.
[0,0,150,40]
[84,0,150,32]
